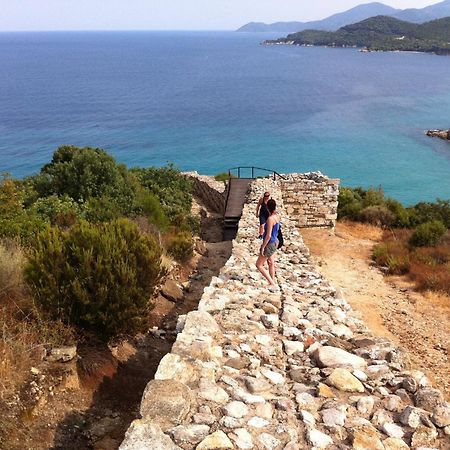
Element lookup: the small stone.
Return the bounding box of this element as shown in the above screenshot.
[322,408,346,427]
[198,382,229,405]
[431,404,450,427]
[255,403,273,419]
[230,428,253,450]
[222,401,249,419]
[225,357,251,370]
[296,392,317,409]
[353,369,368,382]
[261,314,279,329]
[327,368,365,393]
[283,340,304,356]
[351,426,384,450]
[193,413,216,426]
[318,382,335,398]
[219,416,242,429]
[381,423,404,439]
[161,280,184,302]
[313,346,367,369]
[414,388,444,412]
[399,406,423,429]
[383,437,409,450]
[307,428,333,449]
[261,367,284,384]
[255,335,272,346]
[169,425,210,446]
[258,433,281,450]
[248,417,270,428]
[196,430,234,450]
[357,397,375,415]
[46,345,77,363]
[384,395,403,412]
[245,377,271,394]
[410,425,438,448]
[300,410,316,427]
[371,409,393,428]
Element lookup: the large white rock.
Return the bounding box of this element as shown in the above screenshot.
[313,346,367,369]
[196,431,234,450]
[119,420,181,450]
[307,428,333,449]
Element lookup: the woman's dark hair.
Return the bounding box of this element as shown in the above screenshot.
[267,199,276,214]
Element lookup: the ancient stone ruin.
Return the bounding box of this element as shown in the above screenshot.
[120,175,450,450]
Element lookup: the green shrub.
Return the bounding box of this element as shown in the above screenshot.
[167,232,194,262]
[360,205,395,227]
[136,190,170,231]
[409,220,447,247]
[32,194,83,225]
[132,165,193,223]
[0,176,47,243]
[30,146,139,216]
[337,187,363,220]
[25,219,163,338]
[214,172,234,182]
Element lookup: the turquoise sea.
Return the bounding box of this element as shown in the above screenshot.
[1,31,450,205]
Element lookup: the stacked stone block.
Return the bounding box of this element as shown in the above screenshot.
[280,172,340,229]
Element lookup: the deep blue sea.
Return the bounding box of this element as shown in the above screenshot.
[1,31,450,205]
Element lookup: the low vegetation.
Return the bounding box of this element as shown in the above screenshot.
[339,186,450,295]
[0,146,197,407]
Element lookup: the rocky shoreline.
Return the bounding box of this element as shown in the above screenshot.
[426,129,450,141]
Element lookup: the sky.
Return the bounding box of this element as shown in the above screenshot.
[0,0,440,31]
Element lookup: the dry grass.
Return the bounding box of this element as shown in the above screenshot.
[0,241,74,401]
[373,230,450,296]
[337,220,383,241]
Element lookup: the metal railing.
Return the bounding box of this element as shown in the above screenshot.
[227,166,287,180]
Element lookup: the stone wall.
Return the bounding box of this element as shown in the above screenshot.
[120,176,450,450]
[280,172,340,229]
[185,172,227,215]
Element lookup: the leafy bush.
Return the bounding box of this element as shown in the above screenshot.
[32,194,83,226]
[0,176,47,243]
[25,219,163,338]
[166,232,194,262]
[409,220,447,247]
[132,165,193,223]
[337,187,363,220]
[136,190,170,231]
[360,205,395,227]
[30,146,139,216]
[409,200,450,228]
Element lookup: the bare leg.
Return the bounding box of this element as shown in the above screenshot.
[268,254,276,284]
[256,254,275,285]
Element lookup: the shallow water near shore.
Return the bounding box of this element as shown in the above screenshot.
[1,31,450,204]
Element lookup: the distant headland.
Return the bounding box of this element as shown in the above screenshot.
[263,16,450,55]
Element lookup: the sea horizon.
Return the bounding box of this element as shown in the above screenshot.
[1,30,450,205]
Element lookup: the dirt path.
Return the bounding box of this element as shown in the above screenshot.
[301,222,450,397]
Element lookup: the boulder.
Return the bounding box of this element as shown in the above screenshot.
[140,380,193,431]
[327,368,365,393]
[119,420,181,450]
[161,280,184,303]
[196,431,234,449]
[46,345,77,363]
[313,346,367,369]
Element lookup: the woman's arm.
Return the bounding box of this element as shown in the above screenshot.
[256,198,262,217]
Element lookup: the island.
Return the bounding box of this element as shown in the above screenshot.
[427,129,450,140]
[264,15,450,55]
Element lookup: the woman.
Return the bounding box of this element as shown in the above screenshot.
[256,191,271,238]
[256,198,280,291]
